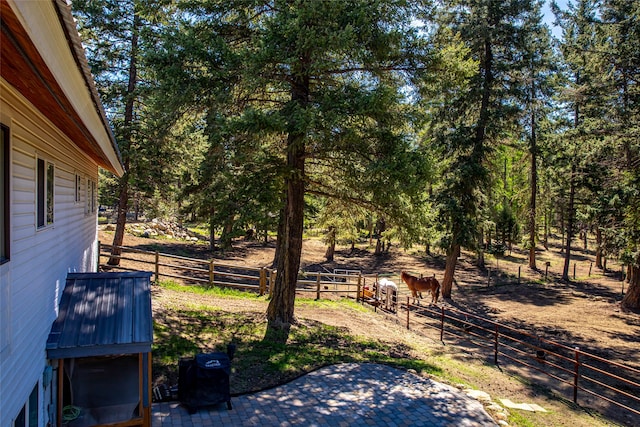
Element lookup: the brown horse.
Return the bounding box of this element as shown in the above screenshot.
[401,271,440,305]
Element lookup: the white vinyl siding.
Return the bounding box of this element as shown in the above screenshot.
[0,79,101,426]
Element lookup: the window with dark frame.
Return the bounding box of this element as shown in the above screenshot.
[1,124,8,263]
[91,179,96,213]
[86,178,96,215]
[75,174,81,203]
[12,383,38,427]
[37,158,54,228]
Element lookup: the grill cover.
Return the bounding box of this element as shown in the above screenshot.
[179,352,232,413]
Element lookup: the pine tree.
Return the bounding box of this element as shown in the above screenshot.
[553,0,612,281]
[425,0,534,299]
[520,0,556,270]
[166,0,431,339]
[598,0,640,308]
[72,0,178,264]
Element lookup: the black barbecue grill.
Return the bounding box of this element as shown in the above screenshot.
[178,345,235,414]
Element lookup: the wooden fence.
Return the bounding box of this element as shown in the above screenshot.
[98,243,366,299]
[400,299,640,421]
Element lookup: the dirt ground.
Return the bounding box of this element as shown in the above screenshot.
[99,227,639,426]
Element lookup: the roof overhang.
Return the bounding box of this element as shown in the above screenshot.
[47,272,153,360]
[1,0,124,176]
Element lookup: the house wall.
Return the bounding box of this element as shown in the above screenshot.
[0,78,101,426]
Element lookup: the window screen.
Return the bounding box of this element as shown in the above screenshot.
[37,159,54,228]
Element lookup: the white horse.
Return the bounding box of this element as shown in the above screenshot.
[377,277,398,294]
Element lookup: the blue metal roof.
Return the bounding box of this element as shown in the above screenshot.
[47,271,153,359]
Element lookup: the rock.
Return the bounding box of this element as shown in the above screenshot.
[465,389,492,403]
[104,224,116,231]
[494,412,508,421]
[142,228,157,238]
[487,403,503,413]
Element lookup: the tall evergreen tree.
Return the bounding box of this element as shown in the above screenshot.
[599,0,640,307]
[166,0,431,339]
[554,0,611,281]
[72,0,178,263]
[520,0,555,269]
[425,0,533,299]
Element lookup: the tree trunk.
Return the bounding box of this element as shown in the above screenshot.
[621,265,640,309]
[108,176,129,265]
[562,163,576,281]
[477,227,485,268]
[560,209,565,254]
[220,216,234,250]
[265,138,305,340]
[324,226,336,261]
[595,227,603,269]
[134,196,140,221]
[209,209,216,252]
[441,243,460,300]
[528,99,537,269]
[265,67,308,341]
[107,14,139,266]
[543,207,549,250]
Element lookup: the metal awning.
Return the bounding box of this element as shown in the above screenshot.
[47,271,153,359]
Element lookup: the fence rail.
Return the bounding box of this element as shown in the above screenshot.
[98,243,365,299]
[400,298,640,420]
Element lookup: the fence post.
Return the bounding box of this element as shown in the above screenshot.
[357,274,362,302]
[545,262,549,281]
[406,296,410,330]
[259,268,267,296]
[573,263,576,279]
[589,262,592,277]
[356,278,361,303]
[573,347,580,403]
[209,260,215,289]
[316,272,321,300]
[494,324,499,365]
[155,250,160,283]
[440,306,445,342]
[518,266,521,285]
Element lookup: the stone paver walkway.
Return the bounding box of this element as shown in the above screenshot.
[153,363,497,426]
